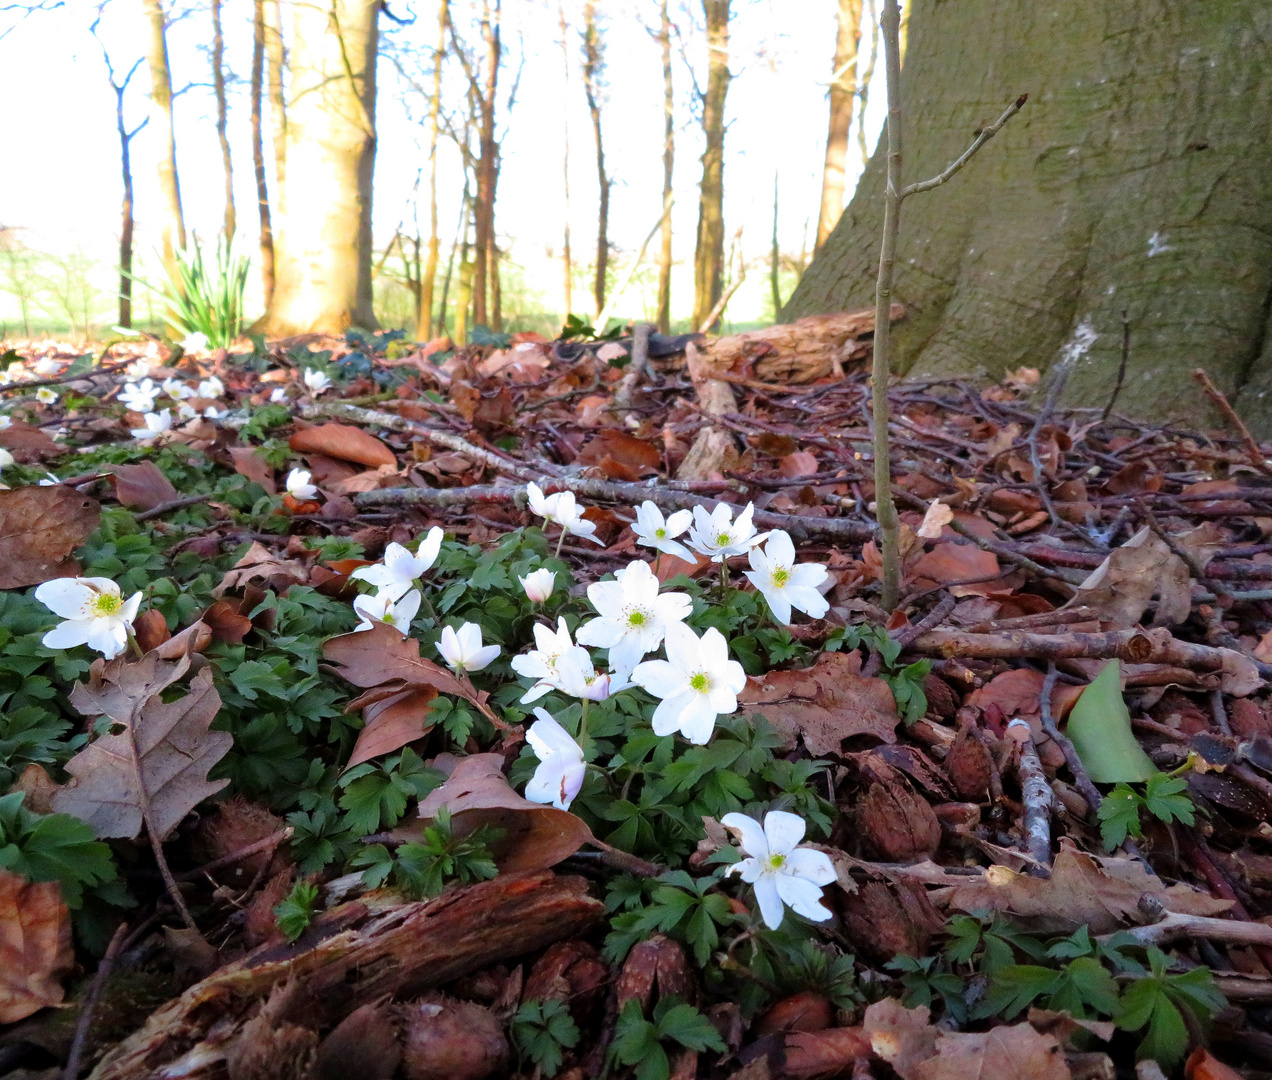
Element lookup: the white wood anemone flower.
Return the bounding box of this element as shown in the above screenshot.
[197,376,225,399]
[686,502,768,562]
[352,588,421,635]
[436,621,500,673]
[510,617,576,702]
[721,810,837,931]
[181,331,210,353]
[303,369,333,394]
[553,645,632,701]
[34,577,143,660]
[630,621,746,745]
[161,377,195,400]
[519,567,557,602]
[349,529,444,600]
[743,529,830,626]
[524,708,586,810]
[35,387,58,404]
[525,482,602,545]
[576,559,692,675]
[131,409,172,441]
[119,379,160,413]
[631,501,694,562]
[285,468,318,500]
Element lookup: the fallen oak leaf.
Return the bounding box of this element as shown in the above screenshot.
[913,1022,1070,1080]
[110,461,178,511]
[864,998,937,1080]
[0,868,74,1023]
[1071,525,1190,627]
[0,485,100,589]
[289,422,397,467]
[212,541,310,598]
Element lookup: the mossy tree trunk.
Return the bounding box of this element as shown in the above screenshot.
[785,0,1272,433]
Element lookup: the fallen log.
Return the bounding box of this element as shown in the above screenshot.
[89,872,603,1080]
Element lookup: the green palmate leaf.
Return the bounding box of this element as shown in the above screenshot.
[1142,772,1196,826]
[1116,947,1226,1067]
[512,999,580,1078]
[1065,661,1156,783]
[1098,785,1145,850]
[0,792,119,908]
[275,881,320,942]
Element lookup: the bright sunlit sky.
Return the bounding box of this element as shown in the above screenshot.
[0,0,887,331]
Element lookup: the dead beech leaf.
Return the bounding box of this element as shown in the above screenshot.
[577,430,662,480]
[740,650,898,756]
[0,420,62,462]
[774,1027,873,1078]
[916,500,954,540]
[1185,1048,1245,1080]
[968,668,1084,722]
[0,485,100,589]
[203,601,254,643]
[412,753,592,872]
[111,461,179,511]
[864,998,937,1080]
[213,541,309,597]
[913,1022,1070,1080]
[777,450,819,479]
[938,842,1232,934]
[228,446,277,494]
[52,652,231,840]
[289,422,397,467]
[346,685,439,769]
[909,542,1000,596]
[1074,526,1190,627]
[0,869,73,1023]
[330,463,400,494]
[9,764,60,815]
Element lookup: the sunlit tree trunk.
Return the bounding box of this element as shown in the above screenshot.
[656,0,674,334]
[856,0,877,167]
[258,0,379,335]
[815,0,861,253]
[419,0,447,340]
[470,0,500,330]
[142,0,185,283]
[691,0,729,331]
[266,0,287,220]
[582,0,608,320]
[251,0,275,303]
[558,0,572,318]
[212,0,236,243]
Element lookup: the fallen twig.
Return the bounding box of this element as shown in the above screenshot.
[1193,367,1272,477]
[1006,719,1053,870]
[62,921,129,1080]
[1037,662,1104,815]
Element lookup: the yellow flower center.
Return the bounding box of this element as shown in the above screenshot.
[771,567,791,588]
[767,853,787,871]
[654,527,667,539]
[627,609,647,628]
[91,593,122,616]
[689,671,711,693]
[716,532,731,546]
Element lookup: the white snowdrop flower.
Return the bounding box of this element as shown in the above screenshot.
[519,568,557,603]
[285,468,318,500]
[686,502,767,562]
[510,617,577,703]
[162,377,195,400]
[0,448,13,469]
[181,331,210,353]
[525,482,602,544]
[177,402,198,420]
[524,708,586,811]
[197,376,224,399]
[631,501,695,562]
[630,621,746,745]
[35,387,58,404]
[352,588,421,635]
[721,810,837,931]
[269,387,289,404]
[576,559,692,674]
[553,645,632,702]
[743,530,830,626]
[34,576,143,660]
[131,409,171,441]
[303,368,332,394]
[436,621,500,673]
[120,379,159,413]
[349,529,444,600]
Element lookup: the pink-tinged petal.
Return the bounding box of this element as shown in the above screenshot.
[774,873,833,922]
[676,693,718,744]
[752,875,786,930]
[576,615,623,649]
[33,578,95,619]
[765,529,796,566]
[42,619,93,650]
[630,659,683,699]
[85,618,129,659]
[763,810,807,854]
[466,644,501,672]
[721,812,769,860]
[649,694,689,737]
[525,758,568,806]
[585,580,627,620]
[786,848,837,886]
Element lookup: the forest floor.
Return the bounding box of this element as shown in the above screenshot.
[0,316,1271,1080]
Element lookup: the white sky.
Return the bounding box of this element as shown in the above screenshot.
[0,0,886,330]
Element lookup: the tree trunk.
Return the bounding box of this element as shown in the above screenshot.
[692,0,729,332]
[582,0,607,321]
[419,0,447,341]
[770,173,781,317]
[815,0,862,253]
[784,0,1272,434]
[114,81,139,329]
[471,0,501,331]
[251,0,275,304]
[558,0,573,319]
[656,0,674,334]
[258,0,379,336]
[265,0,287,220]
[141,0,185,282]
[211,0,235,243]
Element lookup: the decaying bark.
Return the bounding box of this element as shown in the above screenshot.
[676,340,739,480]
[89,872,603,1080]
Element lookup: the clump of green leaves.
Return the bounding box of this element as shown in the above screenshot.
[511,999,580,1078]
[1097,770,1196,850]
[603,872,739,967]
[0,792,119,908]
[609,998,725,1080]
[886,954,969,1023]
[351,807,499,900]
[274,880,320,942]
[1117,946,1225,1068]
[827,623,931,724]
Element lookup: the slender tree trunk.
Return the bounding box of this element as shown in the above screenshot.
[251,0,275,303]
[419,0,447,340]
[692,0,729,331]
[114,80,140,329]
[266,0,287,220]
[815,0,862,252]
[856,0,877,167]
[439,184,469,338]
[141,0,185,282]
[489,235,501,331]
[581,0,607,321]
[558,0,572,318]
[212,0,236,243]
[259,0,379,335]
[656,0,674,334]
[770,172,781,318]
[470,0,500,330]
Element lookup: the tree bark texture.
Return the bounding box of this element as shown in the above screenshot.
[259,0,379,335]
[211,0,236,243]
[582,0,608,320]
[816,0,862,253]
[420,0,447,340]
[785,0,1272,433]
[265,0,287,221]
[472,0,501,330]
[692,0,729,331]
[657,0,674,334]
[251,0,275,304]
[141,0,185,283]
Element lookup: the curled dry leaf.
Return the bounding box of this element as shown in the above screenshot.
[616,933,693,1012]
[0,419,62,462]
[0,868,74,1023]
[52,651,231,840]
[229,446,277,494]
[289,422,397,467]
[0,484,100,588]
[576,429,662,481]
[913,1022,1070,1080]
[213,541,310,598]
[766,1027,872,1079]
[346,686,439,770]
[740,650,899,756]
[1074,526,1190,627]
[864,998,937,1080]
[1184,1048,1244,1080]
[916,500,954,540]
[411,753,592,873]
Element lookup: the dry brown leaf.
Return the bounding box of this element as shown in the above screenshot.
[864,998,937,1080]
[330,464,400,494]
[967,668,1084,722]
[1026,1008,1115,1046]
[773,1027,872,1078]
[411,753,592,872]
[1075,526,1190,627]
[228,446,277,494]
[1184,1048,1245,1080]
[777,450,819,479]
[289,422,397,467]
[213,541,310,597]
[0,869,73,1023]
[52,652,231,840]
[739,650,898,756]
[110,461,179,511]
[577,430,662,480]
[0,420,62,462]
[910,542,1000,596]
[916,500,954,540]
[913,1023,1070,1080]
[938,842,1232,933]
[346,686,439,769]
[0,485,100,589]
[8,764,59,815]
[203,601,254,643]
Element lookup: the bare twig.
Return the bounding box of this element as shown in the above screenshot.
[1037,662,1104,814]
[1193,367,1272,477]
[1027,347,1078,530]
[175,826,292,882]
[62,920,129,1080]
[1006,719,1053,869]
[134,493,213,522]
[1100,310,1130,423]
[1107,911,1272,949]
